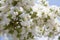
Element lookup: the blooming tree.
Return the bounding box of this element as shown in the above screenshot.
[0,0,60,40]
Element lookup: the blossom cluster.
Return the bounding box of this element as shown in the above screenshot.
[0,0,60,40]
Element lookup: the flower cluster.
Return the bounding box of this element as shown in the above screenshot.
[0,0,60,40]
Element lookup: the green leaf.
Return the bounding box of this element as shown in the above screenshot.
[12,1,18,6]
[3,25,9,30]
[33,19,37,23]
[52,27,56,31]
[42,12,44,15]
[7,14,12,19]
[44,4,47,6]
[44,18,47,22]
[31,12,37,18]
[26,8,32,13]
[0,11,2,13]
[24,37,27,40]
[27,32,34,39]
[58,36,60,40]
[16,28,22,33]
[17,34,21,38]
[0,18,2,21]
[47,15,50,19]
[4,0,6,2]
[18,11,22,15]
[0,3,1,7]
[48,32,53,37]
[43,15,50,22]
[8,30,14,34]
[50,9,53,12]
[42,30,45,35]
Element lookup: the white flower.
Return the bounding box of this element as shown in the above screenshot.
[20,13,31,21]
[20,20,31,27]
[0,0,60,40]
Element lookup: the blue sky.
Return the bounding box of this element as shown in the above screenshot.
[48,0,60,6]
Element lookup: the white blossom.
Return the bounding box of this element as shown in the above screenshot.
[0,0,60,40]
